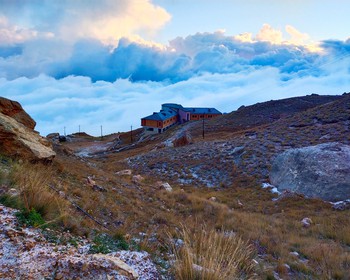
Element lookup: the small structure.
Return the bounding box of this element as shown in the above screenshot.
[141,103,221,134]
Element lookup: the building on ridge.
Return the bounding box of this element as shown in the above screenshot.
[141,103,222,134]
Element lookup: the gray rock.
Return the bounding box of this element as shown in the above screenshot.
[270,142,350,202]
[332,199,350,211]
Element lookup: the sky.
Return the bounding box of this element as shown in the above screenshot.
[0,0,350,136]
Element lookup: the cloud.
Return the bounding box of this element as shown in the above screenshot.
[0,21,349,136]
[1,23,342,83]
[0,0,170,45]
[1,60,350,137]
[256,24,283,44]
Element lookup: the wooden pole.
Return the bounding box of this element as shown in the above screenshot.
[130,125,133,143]
[202,115,205,139]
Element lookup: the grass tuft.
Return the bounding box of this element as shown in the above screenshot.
[171,225,256,280]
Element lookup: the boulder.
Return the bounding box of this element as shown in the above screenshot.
[0,112,55,162]
[301,217,312,228]
[46,133,59,140]
[0,97,36,129]
[132,175,144,184]
[156,181,173,192]
[116,169,132,176]
[270,142,350,202]
[332,199,350,211]
[172,131,192,147]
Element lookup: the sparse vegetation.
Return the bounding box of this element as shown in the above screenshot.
[89,232,129,254]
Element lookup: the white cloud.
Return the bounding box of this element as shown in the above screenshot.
[256,24,284,44]
[1,60,349,137]
[0,0,171,46]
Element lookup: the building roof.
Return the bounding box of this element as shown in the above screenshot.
[162,103,184,110]
[182,107,222,114]
[142,109,177,121]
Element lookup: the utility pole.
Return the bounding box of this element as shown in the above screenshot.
[202,114,205,139]
[130,125,133,143]
[100,125,103,140]
[79,125,80,133]
[64,126,66,136]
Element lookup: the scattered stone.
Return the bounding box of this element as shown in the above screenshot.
[92,185,106,192]
[46,133,59,140]
[132,175,144,184]
[87,176,106,192]
[156,181,173,192]
[58,191,65,198]
[174,238,184,248]
[86,176,96,186]
[116,170,132,176]
[290,251,300,257]
[301,217,312,228]
[262,183,281,195]
[209,196,216,202]
[172,131,192,147]
[7,188,19,197]
[271,142,350,202]
[331,199,350,211]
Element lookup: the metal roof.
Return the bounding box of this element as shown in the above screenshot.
[142,109,177,121]
[181,107,222,114]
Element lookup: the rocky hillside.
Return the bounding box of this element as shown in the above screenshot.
[1,94,350,279]
[127,93,350,187]
[190,93,342,135]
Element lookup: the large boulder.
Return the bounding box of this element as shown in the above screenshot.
[0,97,36,129]
[0,98,55,161]
[270,142,350,202]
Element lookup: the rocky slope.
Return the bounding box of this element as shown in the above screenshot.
[126,94,350,188]
[0,204,159,280]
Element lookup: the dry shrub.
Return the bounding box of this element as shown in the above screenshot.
[10,162,68,222]
[171,225,256,280]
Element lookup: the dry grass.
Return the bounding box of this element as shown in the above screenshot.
[46,124,350,279]
[171,225,256,280]
[9,162,69,224]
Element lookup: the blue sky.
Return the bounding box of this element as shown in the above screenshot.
[0,0,350,136]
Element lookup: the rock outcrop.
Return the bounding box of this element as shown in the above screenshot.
[0,204,159,279]
[270,142,350,202]
[0,97,36,129]
[0,98,55,161]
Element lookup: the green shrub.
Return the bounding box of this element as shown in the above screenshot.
[15,208,46,228]
[89,232,129,254]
